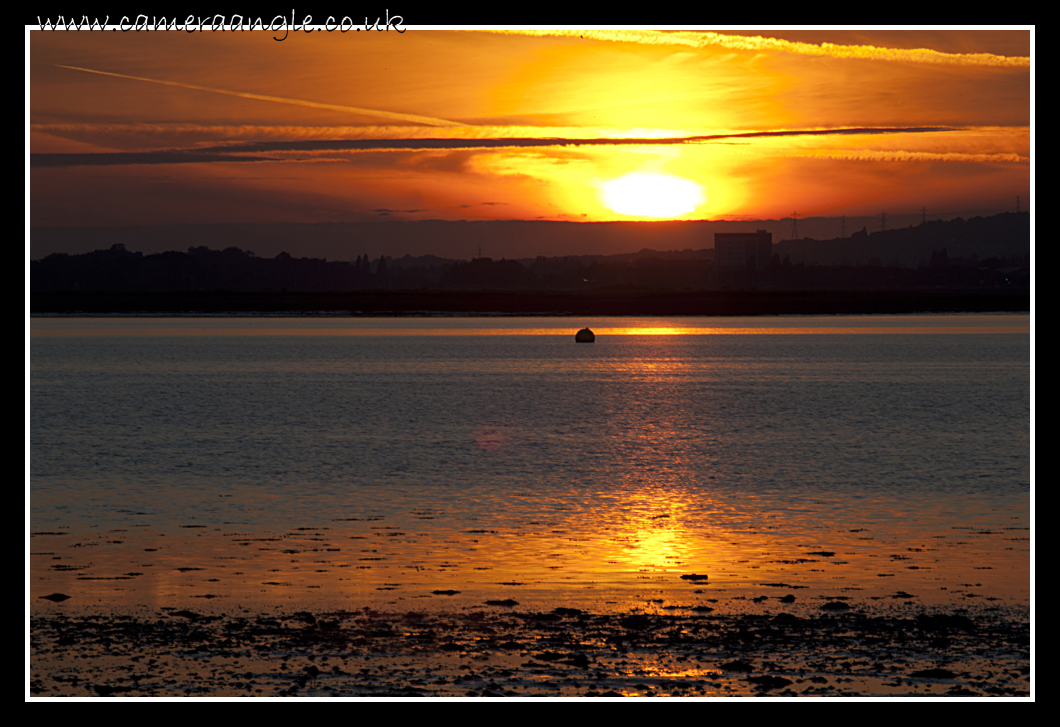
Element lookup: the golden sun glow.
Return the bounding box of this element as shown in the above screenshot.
[599,173,706,218]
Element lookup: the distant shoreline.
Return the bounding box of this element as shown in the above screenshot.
[30,289,1030,317]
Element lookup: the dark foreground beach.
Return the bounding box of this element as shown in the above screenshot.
[31,603,1029,698]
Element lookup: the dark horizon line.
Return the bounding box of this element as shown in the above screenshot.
[30,208,1027,231]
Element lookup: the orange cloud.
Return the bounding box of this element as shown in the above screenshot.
[482,29,1030,68]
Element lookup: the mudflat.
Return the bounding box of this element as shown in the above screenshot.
[30,601,1028,698]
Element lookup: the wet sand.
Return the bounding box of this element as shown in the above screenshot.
[28,501,1032,698]
[30,600,1029,698]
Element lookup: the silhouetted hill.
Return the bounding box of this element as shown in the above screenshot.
[31,212,1030,294]
[773,212,1029,267]
[32,212,1028,268]
[30,220,730,262]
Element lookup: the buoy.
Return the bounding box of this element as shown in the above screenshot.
[575,327,595,343]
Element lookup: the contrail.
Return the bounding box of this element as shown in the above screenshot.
[482,30,1030,69]
[56,65,467,127]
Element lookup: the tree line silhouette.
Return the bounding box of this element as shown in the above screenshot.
[32,212,1029,292]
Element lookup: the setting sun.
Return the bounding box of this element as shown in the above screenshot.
[29,25,1031,700]
[599,173,706,218]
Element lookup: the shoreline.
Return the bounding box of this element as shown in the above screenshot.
[31,290,1030,317]
[30,602,1030,698]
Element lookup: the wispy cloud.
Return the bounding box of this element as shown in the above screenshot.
[792,150,1028,164]
[482,30,1030,68]
[32,122,709,143]
[31,151,279,168]
[56,65,467,127]
[33,126,971,167]
[37,127,1030,170]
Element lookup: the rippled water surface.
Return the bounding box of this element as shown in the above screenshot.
[29,315,1031,614]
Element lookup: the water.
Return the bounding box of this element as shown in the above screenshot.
[29,315,1031,614]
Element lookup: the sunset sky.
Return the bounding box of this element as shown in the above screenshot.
[29,27,1031,234]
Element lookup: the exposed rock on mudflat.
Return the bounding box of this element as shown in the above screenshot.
[29,606,1030,698]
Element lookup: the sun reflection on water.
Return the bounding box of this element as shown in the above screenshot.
[31,314,1029,615]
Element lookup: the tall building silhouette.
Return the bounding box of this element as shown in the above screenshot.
[714,230,773,271]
